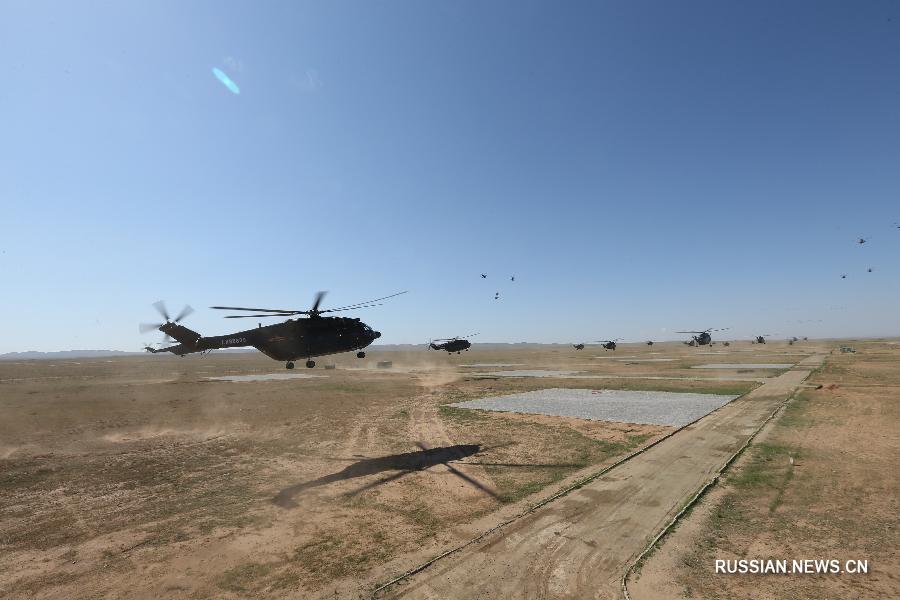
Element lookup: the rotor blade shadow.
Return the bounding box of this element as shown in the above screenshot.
[272,444,482,508]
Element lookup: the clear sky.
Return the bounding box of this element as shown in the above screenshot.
[1,1,898,353]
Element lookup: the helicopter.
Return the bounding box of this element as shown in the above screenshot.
[646,341,654,346]
[140,291,406,369]
[677,328,728,346]
[573,343,585,350]
[596,338,622,351]
[428,333,478,354]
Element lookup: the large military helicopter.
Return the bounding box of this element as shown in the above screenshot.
[573,343,585,350]
[596,338,622,351]
[428,333,478,354]
[140,291,406,369]
[677,328,728,347]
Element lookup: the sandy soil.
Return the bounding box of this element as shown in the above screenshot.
[0,341,823,598]
[629,342,900,599]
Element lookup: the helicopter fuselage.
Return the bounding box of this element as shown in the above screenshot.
[154,316,380,362]
[430,339,471,353]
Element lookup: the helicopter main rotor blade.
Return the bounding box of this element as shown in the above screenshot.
[224,313,296,319]
[325,291,408,312]
[210,305,300,313]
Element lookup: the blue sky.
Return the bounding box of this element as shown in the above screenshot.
[1,1,898,353]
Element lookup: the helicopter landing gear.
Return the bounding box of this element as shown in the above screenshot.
[286,362,294,370]
[306,360,316,368]
[357,352,365,358]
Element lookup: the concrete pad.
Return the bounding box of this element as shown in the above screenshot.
[449,388,739,427]
[693,363,793,369]
[476,370,580,378]
[616,358,675,362]
[206,374,327,382]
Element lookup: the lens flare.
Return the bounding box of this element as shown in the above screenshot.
[212,67,240,95]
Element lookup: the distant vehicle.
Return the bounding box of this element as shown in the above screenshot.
[596,338,622,351]
[429,333,478,354]
[140,291,406,369]
[573,343,585,350]
[677,328,727,346]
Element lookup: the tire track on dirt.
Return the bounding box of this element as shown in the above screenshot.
[379,357,824,599]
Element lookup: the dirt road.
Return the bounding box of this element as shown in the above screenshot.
[383,356,825,599]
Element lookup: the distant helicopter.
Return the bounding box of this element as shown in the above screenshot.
[573,343,585,350]
[140,292,406,369]
[481,273,487,279]
[646,340,654,346]
[596,338,622,351]
[428,333,478,354]
[677,328,728,346]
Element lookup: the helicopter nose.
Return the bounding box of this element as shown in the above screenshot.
[373,330,381,339]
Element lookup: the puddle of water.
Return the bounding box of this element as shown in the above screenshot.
[206,374,327,382]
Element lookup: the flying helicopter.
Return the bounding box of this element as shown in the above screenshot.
[573,343,585,350]
[140,291,406,369]
[646,341,654,346]
[428,333,478,354]
[596,338,622,351]
[754,334,776,344]
[677,328,728,346]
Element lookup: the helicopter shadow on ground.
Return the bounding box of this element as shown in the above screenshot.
[272,444,580,508]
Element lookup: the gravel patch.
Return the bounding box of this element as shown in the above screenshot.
[616,358,675,362]
[693,363,793,370]
[206,373,327,382]
[477,370,580,377]
[449,388,739,427]
[459,363,525,368]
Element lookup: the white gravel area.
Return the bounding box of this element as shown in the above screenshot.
[449,388,739,427]
[206,374,327,382]
[459,363,525,368]
[693,363,793,369]
[616,358,675,362]
[477,370,580,377]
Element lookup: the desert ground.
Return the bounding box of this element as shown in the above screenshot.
[1,340,894,599]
